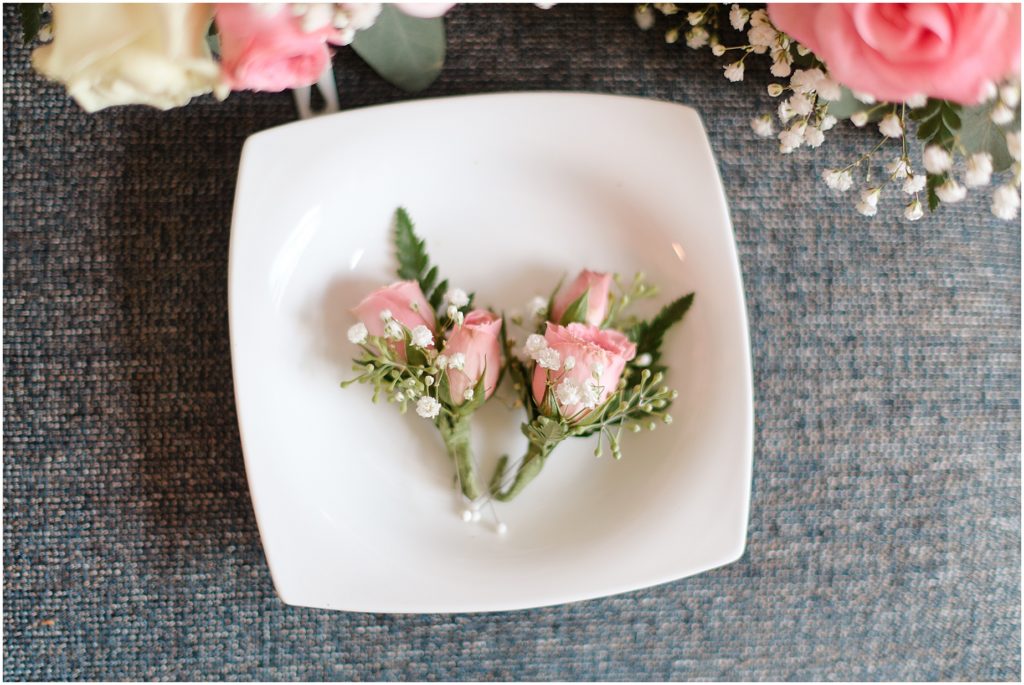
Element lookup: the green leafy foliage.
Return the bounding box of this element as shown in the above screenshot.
[959,104,1020,173]
[910,99,962,148]
[628,292,695,376]
[558,291,589,325]
[351,4,446,93]
[393,207,449,314]
[926,173,945,211]
[19,4,42,44]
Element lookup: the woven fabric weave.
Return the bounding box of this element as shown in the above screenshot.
[3,4,1019,680]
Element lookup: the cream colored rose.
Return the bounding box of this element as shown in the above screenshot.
[32,4,224,112]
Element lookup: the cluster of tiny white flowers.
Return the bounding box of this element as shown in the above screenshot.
[463,388,475,402]
[448,288,469,308]
[448,352,466,371]
[527,296,548,319]
[446,304,464,327]
[287,3,382,45]
[410,325,433,348]
[383,319,403,340]
[415,395,440,419]
[347,322,368,345]
[524,333,562,371]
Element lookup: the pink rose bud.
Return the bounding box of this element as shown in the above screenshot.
[768,3,1021,105]
[351,281,436,357]
[215,4,338,92]
[442,310,503,405]
[549,269,613,326]
[531,322,637,421]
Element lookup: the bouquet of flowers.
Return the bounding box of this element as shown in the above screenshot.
[636,2,1022,222]
[344,210,694,530]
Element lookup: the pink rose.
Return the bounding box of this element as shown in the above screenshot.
[550,269,613,327]
[352,280,436,357]
[215,4,337,92]
[531,322,637,421]
[395,3,456,18]
[769,3,1021,104]
[443,310,502,405]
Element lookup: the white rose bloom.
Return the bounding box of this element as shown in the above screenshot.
[32,4,223,113]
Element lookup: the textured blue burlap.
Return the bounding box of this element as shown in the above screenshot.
[3,4,1019,680]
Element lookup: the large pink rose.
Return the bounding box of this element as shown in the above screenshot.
[531,322,636,421]
[352,280,436,358]
[769,3,1021,104]
[443,310,502,405]
[215,5,337,92]
[550,269,613,327]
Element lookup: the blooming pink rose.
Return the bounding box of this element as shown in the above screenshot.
[532,322,637,421]
[215,4,338,92]
[395,3,456,18]
[352,280,436,357]
[443,310,502,405]
[769,3,1021,104]
[550,269,613,326]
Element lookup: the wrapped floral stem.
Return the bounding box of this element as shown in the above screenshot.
[437,413,481,501]
[490,269,693,502]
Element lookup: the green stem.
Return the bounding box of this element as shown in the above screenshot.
[490,440,555,502]
[438,414,481,500]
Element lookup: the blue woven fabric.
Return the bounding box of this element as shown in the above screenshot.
[3,4,1020,680]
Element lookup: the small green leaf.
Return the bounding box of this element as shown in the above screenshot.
[628,292,695,375]
[558,290,589,326]
[351,4,446,93]
[959,104,1020,173]
[428,279,448,312]
[926,173,944,211]
[20,3,42,44]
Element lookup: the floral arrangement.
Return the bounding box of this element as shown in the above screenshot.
[344,210,693,531]
[636,2,1022,222]
[21,3,455,111]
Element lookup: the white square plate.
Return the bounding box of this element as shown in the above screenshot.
[229,92,753,613]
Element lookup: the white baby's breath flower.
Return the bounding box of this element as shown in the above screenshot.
[823,168,853,192]
[861,187,881,207]
[991,103,1014,125]
[723,61,745,82]
[347,322,368,344]
[850,111,869,127]
[384,319,403,340]
[777,100,795,123]
[729,4,749,30]
[856,200,878,217]
[686,10,703,25]
[816,77,842,101]
[981,80,999,102]
[446,304,464,327]
[654,3,678,15]
[436,354,448,369]
[410,325,433,348]
[685,27,708,49]
[878,112,903,138]
[904,93,928,108]
[751,115,774,138]
[802,126,827,147]
[634,353,653,367]
[923,145,953,174]
[991,184,1021,220]
[1007,131,1021,161]
[664,27,679,44]
[770,49,792,78]
[778,127,803,153]
[463,388,475,402]
[525,333,547,356]
[555,378,581,407]
[448,288,469,308]
[935,178,967,203]
[904,199,924,221]
[1000,83,1020,107]
[448,352,466,370]
[415,396,441,419]
[749,8,770,26]
[299,3,333,32]
[965,152,993,187]
[379,308,393,321]
[536,347,561,371]
[886,157,910,179]
[634,4,655,30]
[747,24,776,51]
[394,391,405,402]
[790,68,824,94]
[711,43,726,57]
[527,296,547,319]
[767,83,784,98]
[902,174,926,194]
[563,356,576,371]
[788,93,813,117]
[853,91,877,104]
[581,379,602,409]
[820,114,838,131]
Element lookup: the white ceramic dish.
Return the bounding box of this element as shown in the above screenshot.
[229,92,753,613]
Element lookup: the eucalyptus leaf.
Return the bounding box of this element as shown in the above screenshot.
[959,104,1019,173]
[351,5,446,93]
